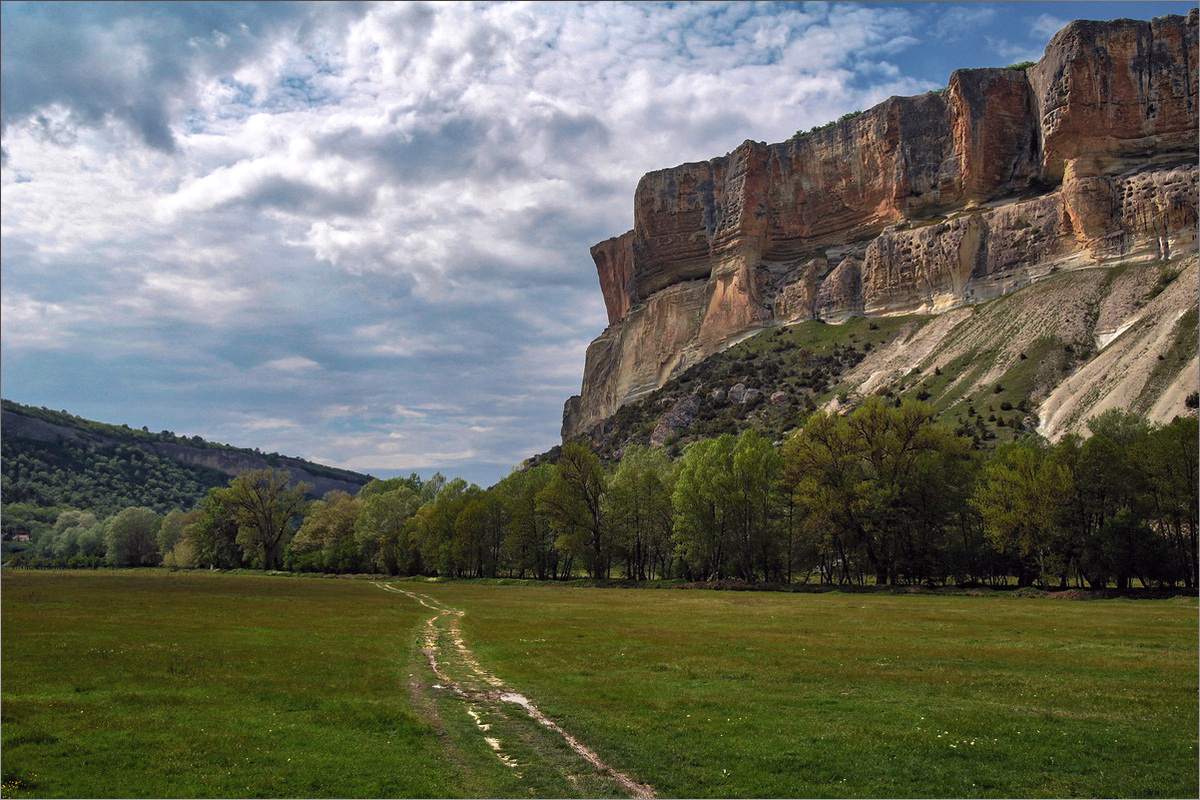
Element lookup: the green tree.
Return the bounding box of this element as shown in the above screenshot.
[290,490,364,572]
[847,399,967,585]
[780,409,871,584]
[185,488,242,569]
[496,464,559,579]
[605,445,675,580]
[455,492,507,578]
[223,469,311,570]
[1137,416,1199,588]
[54,509,99,534]
[104,507,162,567]
[540,442,607,579]
[407,478,475,577]
[781,399,973,585]
[355,481,423,574]
[157,508,198,561]
[75,525,106,562]
[672,435,736,581]
[972,441,1072,588]
[728,430,782,582]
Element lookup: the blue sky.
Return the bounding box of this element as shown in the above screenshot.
[2,0,1194,487]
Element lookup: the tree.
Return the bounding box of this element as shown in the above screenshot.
[1137,416,1199,588]
[223,469,311,570]
[406,478,475,577]
[540,442,607,579]
[728,430,782,582]
[496,464,559,579]
[185,487,243,569]
[781,399,973,586]
[455,492,507,578]
[846,399,966,585]
[972,441,1072,588]
[672,435,736,581]
[355,482,423,574]
[605,446,674,580]
[157,508,199,561]
[105,507,162,567]
[54,509,98,535]
[783,408,876,584]
[290,490,364,572]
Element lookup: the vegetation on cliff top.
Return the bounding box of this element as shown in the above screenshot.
[791,109,863,139]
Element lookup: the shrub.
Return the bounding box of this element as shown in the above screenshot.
[792,110,863,138]
[1150,267,1181,298]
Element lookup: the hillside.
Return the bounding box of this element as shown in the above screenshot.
[553,254,1198,463]
[1,399,373,535]
[564,11,1199,443]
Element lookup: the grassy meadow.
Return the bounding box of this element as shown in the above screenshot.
[417,582,1198,798]
[2,571,1197,798]
[0,571,512,799]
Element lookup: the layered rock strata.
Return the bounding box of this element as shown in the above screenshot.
[565,12,1199,440]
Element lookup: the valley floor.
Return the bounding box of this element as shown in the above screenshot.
[2,570,1196,798]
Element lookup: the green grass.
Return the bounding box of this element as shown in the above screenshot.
[743,316,923,356]
[4,572,1196,798]
[414,582,1199,799]
[0,571,513,798]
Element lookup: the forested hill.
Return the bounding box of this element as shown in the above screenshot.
[1,399,372,533]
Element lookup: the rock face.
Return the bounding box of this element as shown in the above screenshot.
[565,12,1199,440]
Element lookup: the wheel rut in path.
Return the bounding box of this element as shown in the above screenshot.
[377,583,656,799]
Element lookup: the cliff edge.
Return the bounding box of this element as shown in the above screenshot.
[565,11,1198,441]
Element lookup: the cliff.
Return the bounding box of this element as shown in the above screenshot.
[565,11,1199,441]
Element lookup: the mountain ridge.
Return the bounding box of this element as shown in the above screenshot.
[1,399,373,513]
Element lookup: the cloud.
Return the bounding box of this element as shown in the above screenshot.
[263,356,320,373]
[1031,14,1070,40]
[0,293,80,349]
[932,4,999,41]
[0,2,371,152]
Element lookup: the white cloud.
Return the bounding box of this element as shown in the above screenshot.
[0,293,80,349]
[233,415,304,433]
[263,356,320,373]
[139,272,253,316]
[1032,14,1070,40]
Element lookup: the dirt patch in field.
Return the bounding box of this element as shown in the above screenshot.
[1045,589,1093,600]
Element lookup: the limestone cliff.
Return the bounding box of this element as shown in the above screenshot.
[565,11,1198,441]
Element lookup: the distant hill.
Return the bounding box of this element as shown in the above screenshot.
[1,399,373,536]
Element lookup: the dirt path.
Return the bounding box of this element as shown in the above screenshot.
[377,583,656,799]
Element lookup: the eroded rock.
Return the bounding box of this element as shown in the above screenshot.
[564,13,1198,441]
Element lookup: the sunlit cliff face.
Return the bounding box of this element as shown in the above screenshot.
[565,12,1199,442]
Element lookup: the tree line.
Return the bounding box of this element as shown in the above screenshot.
[9,401,1197,590]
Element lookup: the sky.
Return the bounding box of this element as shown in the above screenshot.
[3,1,1195,488]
